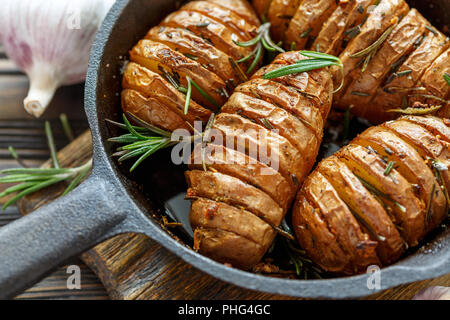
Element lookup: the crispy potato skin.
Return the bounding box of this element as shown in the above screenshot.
[292,116,449,275]
[187,52,332,270]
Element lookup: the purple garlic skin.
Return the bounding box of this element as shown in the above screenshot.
[412,286,450,300]
[0,0,115,117]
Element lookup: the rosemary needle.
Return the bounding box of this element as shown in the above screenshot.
[444,72,450,86]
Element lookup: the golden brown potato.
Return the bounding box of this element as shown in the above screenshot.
[333,0,410,102]
[122,62,211,124]
[252,0,273,20]
[317,156,404,264]
[292,116,449,275]
[161,10,253,62]
[185,52,332,269]
[292,195,351,273]
[193,227,266,270]
[266,0,301,43]
[285,0,338,51]
[190,198,276,247]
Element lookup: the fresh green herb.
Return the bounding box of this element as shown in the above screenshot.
[300,28,312,38]
[384,161,395,176]
[350,22,397,72]
[181,76,220,114]
[425,25,438,36]
[234,22,285,75]
[343,106,352,142]
[384,86,426,94]
[60,113,74,141]
[290,42,297,51]
[387,105,442,115]
[108,113,177,172]
[431,159,450,207]
[262,51,345,93]
[228,57,248,82]
[444,72,450,86]
[0,122,93,210]
[426,183,436,223]
[408,94,448,104]
[347,206,386,242]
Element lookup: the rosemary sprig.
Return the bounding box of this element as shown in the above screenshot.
[107,113,177,172]
[234,22,285,75]
[444,72,450,86]
[262,51,345,93]
[350,21,397,72]
[0,121,93,210]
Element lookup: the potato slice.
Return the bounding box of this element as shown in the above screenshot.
[207,0,260,26]
[285,0,338,50]
[266,0,301,43]
[161,10,252,61]
[410,47,450,119]
[193,227,266,270]
[337,144,426,246]
[121,89,190,132]
[222,92,320,169]
[312,0,375,56]
[235,78,323,137]
[122,62,211,124]
[333,0,410,104]
[369,29,449,123]
[353,127,447,234]
[130,39,227,110]
[145,26,242,87]
[292,194,351,274]
[338,9,428,114]
[189,143,294,211]
[182,1,257,40]
[302,170,380,273]
[212,113,306,187]
[190,198,276,247]
[317,156,404,264]
[186,170,284,226]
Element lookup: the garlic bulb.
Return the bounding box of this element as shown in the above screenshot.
[0,0,115,117]
[412,286,450,300]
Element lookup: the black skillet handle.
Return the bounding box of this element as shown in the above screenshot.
[0,174,130,299]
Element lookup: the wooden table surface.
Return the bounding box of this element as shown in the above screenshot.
[0,44,449,300]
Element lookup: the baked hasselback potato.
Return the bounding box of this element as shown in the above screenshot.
[254,0,450,123]
[187,51,333,269]
[292,115,449,275]
[121,0,261,132]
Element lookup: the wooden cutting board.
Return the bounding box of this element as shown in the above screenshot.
[16,129,450,300]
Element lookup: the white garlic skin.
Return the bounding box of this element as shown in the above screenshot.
[0,0,115,117]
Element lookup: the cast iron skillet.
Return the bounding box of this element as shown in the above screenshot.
[0,0,449,299]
